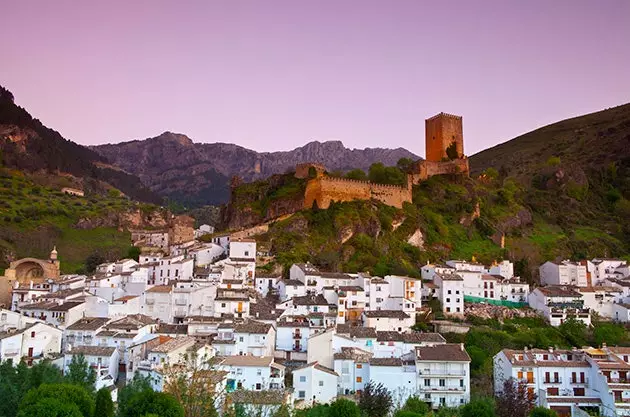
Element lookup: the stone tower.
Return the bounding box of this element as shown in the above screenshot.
[425,112,464,162]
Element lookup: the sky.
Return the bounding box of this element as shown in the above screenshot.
[2,1,629,157]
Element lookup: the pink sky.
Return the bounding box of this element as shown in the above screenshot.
[2,1,629,156]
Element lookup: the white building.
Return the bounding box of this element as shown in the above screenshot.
[415,344,471,409]
[64,345,120,389]
[218,356,285,391]
[434,273,464,316]
[333,347,373,395]
[276,317,311,354]
[142,285,174,323]
[361,310,415,332]
[539,260,589,287]
[233,320,276,357]
[528,286,591,326]
[292,362,339,405]
[0,322,62,365]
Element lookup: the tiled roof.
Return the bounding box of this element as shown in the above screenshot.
[67,345,116,356]
[219,356,274,367]
[364,310,410,319]
[536,286,582,297]
[370,358,403,366]
[292,294,329,306]
[376,331,403,342]
[294,362,338,376]
[230,389,288,405]
[49,301,84,311]
[416,344,471,362]
[146,285,173,293]
[234,320,272,334]
[320,272,353,279]
[402,332,446,344]
[283,279,304,286]
[66,317,110,331]
[333,347,373,362]
[151,336,196,353]
[105,314,155,330]
[349,327,377,339]
[156,324,189,334]
[435,273,463,281]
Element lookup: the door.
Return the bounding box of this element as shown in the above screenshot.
[526,371,534,383]
[237,302,243,313]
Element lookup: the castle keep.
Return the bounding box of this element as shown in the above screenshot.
[410,112,470,183]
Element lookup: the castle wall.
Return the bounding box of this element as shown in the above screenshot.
[411,158,469,183]
[304,176,411,209]
[169,215,195,245]
[426,113,464,162]
[295,163,326,179]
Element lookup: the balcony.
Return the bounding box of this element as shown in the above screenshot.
[173,308,188,317]
[307,281,317,286]
[175,299,187,306]
[424,386,467,392]
[543,378,562,384]
[419,369,467,377]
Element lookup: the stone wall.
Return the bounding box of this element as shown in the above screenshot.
[304,176,412,209]
[411,158,470,183]
[169,215,195,245]
[294,162,326,179]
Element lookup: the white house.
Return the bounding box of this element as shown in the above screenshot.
[0,322,62,365]
[415,344,471,409]
[64,345,120,389]
[277,280,307,302]
[361,310,415,332]
[292,362,338,405]
[528,286,591,326]
[433,273,464,316]
[333,347,372,395]
[539,260,589,287]
[276,317,311,353]
[142,285,174,323]
[218,355,285,392]
[234,320,276,357]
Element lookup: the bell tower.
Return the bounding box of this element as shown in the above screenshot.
[425,113,464,162]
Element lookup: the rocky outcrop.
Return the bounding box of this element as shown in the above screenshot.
[92,132,419,206]
[407,229,425,249]
[74,208,171,231]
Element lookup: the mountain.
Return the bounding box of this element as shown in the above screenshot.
[470,103,630,178]
[0,85,161,203]
[91,133,420,206]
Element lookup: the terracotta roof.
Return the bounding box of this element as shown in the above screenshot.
[334,347,373,362]
[146,285,172,293]
[338,286,364,292]
[376,331,404,342]
[67,345,116,356]
[219,356,274,367]
[435,273,463,281]
[283,279,304,286]
[277,319,310,328]
[66,317,110,331]
[49,301,84,311]
[349,327,377,339]
[234,320,272,334]
[114,295,139,302]
[536,286,582,298]
[292,294,329,306]
[294,361,338,376]
[364,310,410,319]
[156,324,188,334]
[416,344,470,362]
[370,358,403,366]
[336,324,351,334]
[403,332,446,344]
[105,314,155,330]
[151,336,196,353]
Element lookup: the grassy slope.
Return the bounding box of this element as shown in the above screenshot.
[0,168,138,274]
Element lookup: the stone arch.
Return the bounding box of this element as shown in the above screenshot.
[9,258,51,281]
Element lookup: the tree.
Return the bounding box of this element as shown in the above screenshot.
[0,360,64,417]
[346,169,368,181]
[18,383,95,417]
[119,390,184,417]
[445,142,459,160]
[399,396,430,415]
[594,322,627,346]
[162,350,221,417]
[117,375,154,417]
[358,382,393,417]
[558,318,587,347]
[368,163,405,186]
[495,378,536,417]
[95,388,115,417]
[328,398,361,417]
[529,408,558,417]
[396,158,414,172]
[461,398,495,417]
[272,405,292,417]
[126,246,141,262]
[65,354,96,391]
[85,252,106,274]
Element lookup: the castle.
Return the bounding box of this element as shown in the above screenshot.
[410,112,470,183]
[298,112,469,209]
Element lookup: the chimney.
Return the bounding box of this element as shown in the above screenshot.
[460,343,464,351]
[548,347,553,353]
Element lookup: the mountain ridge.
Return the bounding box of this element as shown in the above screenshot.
[92,132,420,206]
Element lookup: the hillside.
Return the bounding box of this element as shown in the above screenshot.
[91,133,419,206]
[248,105,630,281]
[0,85,161,203]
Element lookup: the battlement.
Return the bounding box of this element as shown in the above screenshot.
[295,162,327,179]
[319,175,409,190]
[426,112,462,121]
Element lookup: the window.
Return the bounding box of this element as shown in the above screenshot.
[31,331,35,338]
[376,287,381,292]
[257,369,262,376]
[356,364,362,369]
[455,290,460,295]
[446,307,451,312]
[425,394,431,400]
[424,379,430,387]
[356,377,362,383]
[456,307,460,313]
[446,298,450,303]
[255,383,262,390]
[300,376,306,382]
[319,381,324,386]
[298,391,306,399]
[221,303,226,308]
[239,337,244,342]
[245,251,249,256]
[439,379,445,387]
[448,290,451,294]
[439,398,446,406]
[460,379,464,387]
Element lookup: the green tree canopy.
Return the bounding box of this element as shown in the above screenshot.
[358,382,393,417]
[65,354,96,392]
[461,398,496,417]
[95,388,114,417]
[18,383,95,417]
[119,390,184,417]
[529,407,558,417]
[328,398,361,417]
[593,322,627,346]
[558,318,588,347]
[399,397,430,416]
[396,158,415,172]
[345,169,368,181]
[368,163,406,186]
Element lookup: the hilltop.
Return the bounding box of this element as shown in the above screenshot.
[91,132,419,206]
[0,85,161,203]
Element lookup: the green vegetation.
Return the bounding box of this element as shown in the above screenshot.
[0,168,151,273]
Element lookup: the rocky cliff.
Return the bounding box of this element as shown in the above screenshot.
[92,132,419,206]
